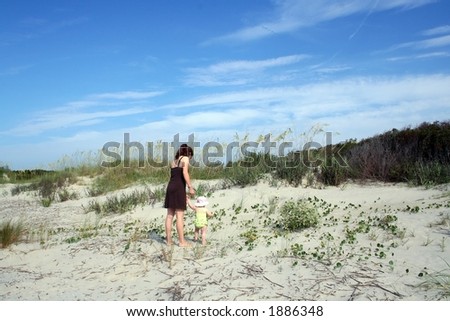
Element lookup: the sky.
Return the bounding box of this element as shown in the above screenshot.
[1,0,450,169]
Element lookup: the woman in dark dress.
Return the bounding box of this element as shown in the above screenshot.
[164,144,195,246]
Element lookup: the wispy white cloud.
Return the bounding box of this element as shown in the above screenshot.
[417,34,450,49]
[184,55,308,86]
[312,64,352,75]
[205,0,436,44]
[160,87,301,110]
[4,90,164,136]
[136,73,450,141]
[394,34,450,50]
[2,74,448,169]
[383,23,450,61]
[172,109,264,130]
[9,107,147,136]
[8,75,448,140]
[90,91,164,101]
[421,25,450,36]
[209,55,306,73]
[387,51,450,61]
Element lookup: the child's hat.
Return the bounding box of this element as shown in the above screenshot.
[195,196,208,206]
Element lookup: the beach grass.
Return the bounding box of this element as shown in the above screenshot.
[2,122,449,198]
[0,220,24,248]
[417,260,450,299]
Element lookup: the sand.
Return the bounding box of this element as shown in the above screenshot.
[1,177,449,301]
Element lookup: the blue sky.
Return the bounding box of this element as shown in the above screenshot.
[1,0,449,169]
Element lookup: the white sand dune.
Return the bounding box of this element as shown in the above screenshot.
[1,179,449,301]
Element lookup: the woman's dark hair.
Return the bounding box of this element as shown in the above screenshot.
[175,143,194,159]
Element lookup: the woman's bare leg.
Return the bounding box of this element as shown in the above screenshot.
[175,209,190,247]
[165,209,175,245]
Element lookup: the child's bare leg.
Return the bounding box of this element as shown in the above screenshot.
[201,226,207,246]
[194,227,199,241]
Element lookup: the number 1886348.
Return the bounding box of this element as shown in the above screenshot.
[268,305,323,317]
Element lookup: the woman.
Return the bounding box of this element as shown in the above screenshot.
[163,143,195,247]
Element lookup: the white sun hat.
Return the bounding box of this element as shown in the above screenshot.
[195,196,208,207]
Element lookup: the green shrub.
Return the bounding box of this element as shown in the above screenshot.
[240,227,259,250]
[277,199,320,231]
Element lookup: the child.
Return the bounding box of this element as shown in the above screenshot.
[187,196,213,245]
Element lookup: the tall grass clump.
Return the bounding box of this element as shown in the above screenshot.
[222,152,273,187]
[408,161,450,187]
[84,187,164,215]
[319,160,350,186]
[87,167,139,196]
[190,165,226,180]
[49,150,105,177]
[273,152,308,187]
[223,164,263,187]
[9,171,78,206]
[87,165,169,196]
[3,169,52,183]
[0,220,24,248]
[37,171,77,204]
[0,165,11,183]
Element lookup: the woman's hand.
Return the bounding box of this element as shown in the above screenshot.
[188,186,195,197]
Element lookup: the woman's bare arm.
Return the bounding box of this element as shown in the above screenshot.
[181,157,195,196]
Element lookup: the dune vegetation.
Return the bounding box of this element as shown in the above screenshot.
[1,121,449,300]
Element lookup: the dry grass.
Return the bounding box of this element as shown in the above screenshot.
[0,220,24,248]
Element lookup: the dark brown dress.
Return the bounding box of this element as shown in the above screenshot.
[163,157,187,210]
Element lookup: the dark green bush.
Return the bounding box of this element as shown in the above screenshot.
[319,160,350,186]
[343,121,450,185]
